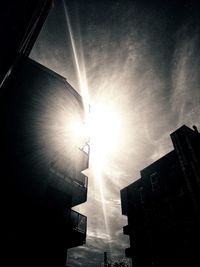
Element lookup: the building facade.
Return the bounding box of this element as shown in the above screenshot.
[1,58,89,266]
[0,2,89,266]
[121,125,200,267]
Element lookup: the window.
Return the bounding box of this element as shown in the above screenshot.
[150,172,159,192]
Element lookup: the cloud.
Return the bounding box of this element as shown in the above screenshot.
[171,21,200,129]
[31,1,200,266]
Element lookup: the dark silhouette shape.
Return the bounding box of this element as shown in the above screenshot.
[121,125,200,267]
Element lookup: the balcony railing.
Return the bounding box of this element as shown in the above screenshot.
[125,247,132,258]
[49,166,88,189]
[123,225,130,235]
[64,209,87,234]
[120,187,128,216]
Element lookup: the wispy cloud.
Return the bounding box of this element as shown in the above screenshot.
[31,1,200,266]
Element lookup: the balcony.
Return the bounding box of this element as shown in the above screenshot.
[78,148,89,172]
[120,187,128,216]
[48,167,88,207]
[68,209,87,234]
[64,209,87,248]
[125,247,132,258]
[123,225,130,235]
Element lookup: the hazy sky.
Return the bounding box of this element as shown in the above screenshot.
[31,0,200,266]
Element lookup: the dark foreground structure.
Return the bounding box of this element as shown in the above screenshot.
[1,57,89,266]
[0,2,89,266]
[0,0,52,90]
[121,125,200,267]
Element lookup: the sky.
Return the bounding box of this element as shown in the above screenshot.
[30,0,200,266]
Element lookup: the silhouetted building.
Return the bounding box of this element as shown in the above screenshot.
[121,125,200,267]
[1,57,89,266]
[0,2,89,266]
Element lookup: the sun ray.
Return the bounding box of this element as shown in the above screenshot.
[63,0,90,114]
[63,1,122,249]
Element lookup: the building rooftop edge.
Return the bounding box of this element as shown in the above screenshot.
[27,57,83,104]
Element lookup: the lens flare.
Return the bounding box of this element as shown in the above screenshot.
[63,0,123,251]
[86,103,121,171]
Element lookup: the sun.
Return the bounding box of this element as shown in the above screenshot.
[86,102,121,172]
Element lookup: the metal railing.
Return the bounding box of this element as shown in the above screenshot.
[64,209,87,234]
[49,166,88,189]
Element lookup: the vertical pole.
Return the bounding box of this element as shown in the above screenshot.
[104,252,107,267]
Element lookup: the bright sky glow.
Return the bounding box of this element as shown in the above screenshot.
[86,103,121,172]
[31,1,200,266]
[63,0,124,254]
[63,0,122,175]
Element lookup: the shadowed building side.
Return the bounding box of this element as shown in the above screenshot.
[1,57,89,267]
[0,2,89,266]
[121,125,200,267]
